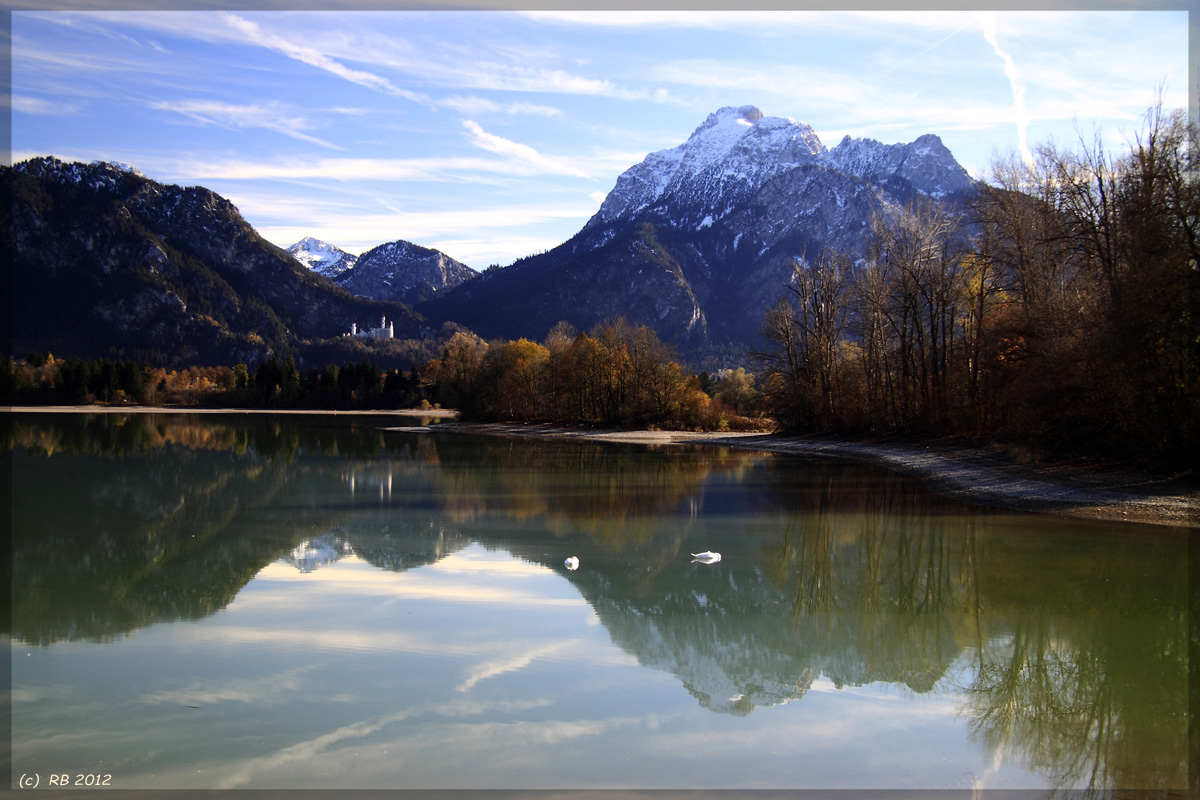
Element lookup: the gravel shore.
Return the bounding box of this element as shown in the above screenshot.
[438,422,1199,528]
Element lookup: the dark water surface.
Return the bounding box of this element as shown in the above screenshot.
[6,412,1190,791]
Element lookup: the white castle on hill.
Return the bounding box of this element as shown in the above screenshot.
[346,316,394,340]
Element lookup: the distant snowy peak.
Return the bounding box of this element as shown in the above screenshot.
[335,238,477,306]
[287,236,358,279]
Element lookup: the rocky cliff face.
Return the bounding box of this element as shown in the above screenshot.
[336,239,477,306]
[5,157,421,364]
[421,106,976,363]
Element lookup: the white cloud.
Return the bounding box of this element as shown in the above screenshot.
[436,96,562,117]
[21,10,830,107]
[208,697,602,790]
[143,665,330,708]
[255,211,589,268]
[518,10,973,32]
[218,11,427,103]
[13,28,159,74]
[461,119,590,178]
[252,202,596,237]
[425,236,569,268]
[216,706,422,789]
[151,99,345,150]
[299,24,653,102]
[457,639,580,693]
[251,571,587,609]
[152,154,573,183]
[650,59,1015,136]
[186,625,469,656]
[10,95,79,116]
[425,555,553,577]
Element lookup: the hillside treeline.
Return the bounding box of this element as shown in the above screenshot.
[428,319,759,428]
[2,354,433,410]
[2,330,759,430]
[756,105,1198,463]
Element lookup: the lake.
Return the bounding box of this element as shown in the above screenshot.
[6,411,1191,792]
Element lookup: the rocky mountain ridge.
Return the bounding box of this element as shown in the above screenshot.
[7,107,976,368]
[4,157,422,364]
[420,105,976,362]
[335,239,478,306]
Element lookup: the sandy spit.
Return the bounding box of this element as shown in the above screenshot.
[437,422,1199,528]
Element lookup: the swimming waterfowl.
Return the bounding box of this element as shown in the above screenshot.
[564,556,580,570]
[691,551,721,564]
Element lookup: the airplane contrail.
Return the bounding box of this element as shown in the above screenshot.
[975,11,1034,166]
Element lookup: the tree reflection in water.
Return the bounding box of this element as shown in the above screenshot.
[962,522,1188,792]
[764,463,1187,791]
[6,411,1189,791]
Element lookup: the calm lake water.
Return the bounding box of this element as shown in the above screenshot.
[6,412,1191,792]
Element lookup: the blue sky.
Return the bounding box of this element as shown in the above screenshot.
[10,9,1190,270]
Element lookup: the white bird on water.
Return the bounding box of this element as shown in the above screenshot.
[564,556,580,570]
[691,551,721,564]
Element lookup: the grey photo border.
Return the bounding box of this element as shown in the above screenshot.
[1,0,1195,796]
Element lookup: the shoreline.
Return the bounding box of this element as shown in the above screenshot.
[438,422,1199,529]
[6,407,1195,528]
[1,405,458,418]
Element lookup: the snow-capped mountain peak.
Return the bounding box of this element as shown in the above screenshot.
[683,105,770,166]
[824,132,973,198]
[426,105,979,357]
[591,105,827,228]
[287,236,358,279]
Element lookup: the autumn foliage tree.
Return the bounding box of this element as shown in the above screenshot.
[756,102,1198,464]
[437,318,756,429]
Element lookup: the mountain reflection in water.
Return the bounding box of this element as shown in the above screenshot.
[6,411,1189,792]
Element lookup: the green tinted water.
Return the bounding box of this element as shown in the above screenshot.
[6,412,1190,791]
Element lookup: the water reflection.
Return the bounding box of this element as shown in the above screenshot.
[962,525,1189,792]
[6,411,1189,791]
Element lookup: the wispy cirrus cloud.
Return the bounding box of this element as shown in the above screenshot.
[519,9,979,37]
[424,236,572,268]
[151,99,345,150]
[143,665,333,708]
[253,204,599,251]
[162,153,583,184]
[22,11,659,105]
[649,60,1009,133]
[10,95,79,116]
[457,640,579,693]
[218,11,427,103]
[461,120,589,178]
[437,96,562,117]
[311,27,654,102]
